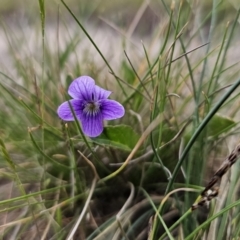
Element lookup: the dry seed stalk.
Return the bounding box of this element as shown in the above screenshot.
[192,144,240,210]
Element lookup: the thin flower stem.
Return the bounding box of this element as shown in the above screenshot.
[67,102,95,154]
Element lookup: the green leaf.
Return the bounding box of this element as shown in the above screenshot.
[92,125,139,151]
[208,114,236,137]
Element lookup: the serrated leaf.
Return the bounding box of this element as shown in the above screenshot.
[92,125,139,151]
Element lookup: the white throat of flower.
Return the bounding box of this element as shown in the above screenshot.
[83,101,100,116]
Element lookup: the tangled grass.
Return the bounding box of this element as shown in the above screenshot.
[0,0,240,239]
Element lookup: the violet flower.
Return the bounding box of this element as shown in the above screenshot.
[57,76,125,137]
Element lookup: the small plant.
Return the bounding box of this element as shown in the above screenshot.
[0,0,240,239]
[57,75,125,137]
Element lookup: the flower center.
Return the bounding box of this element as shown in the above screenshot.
[83,101,100,116]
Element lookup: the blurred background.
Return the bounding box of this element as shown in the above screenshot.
[0,0,239,76]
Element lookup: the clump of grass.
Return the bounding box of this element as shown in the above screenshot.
[0,0,240,239]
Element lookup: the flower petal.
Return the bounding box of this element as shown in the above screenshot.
[57,99,82,121]
[81,112,103,137]
[68,76,95,100]
[100,99,125,120]
[94,85,111,100]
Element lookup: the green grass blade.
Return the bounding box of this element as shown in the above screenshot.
[166,77,240,194]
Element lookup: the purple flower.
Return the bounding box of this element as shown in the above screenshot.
[57,76,125,137]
